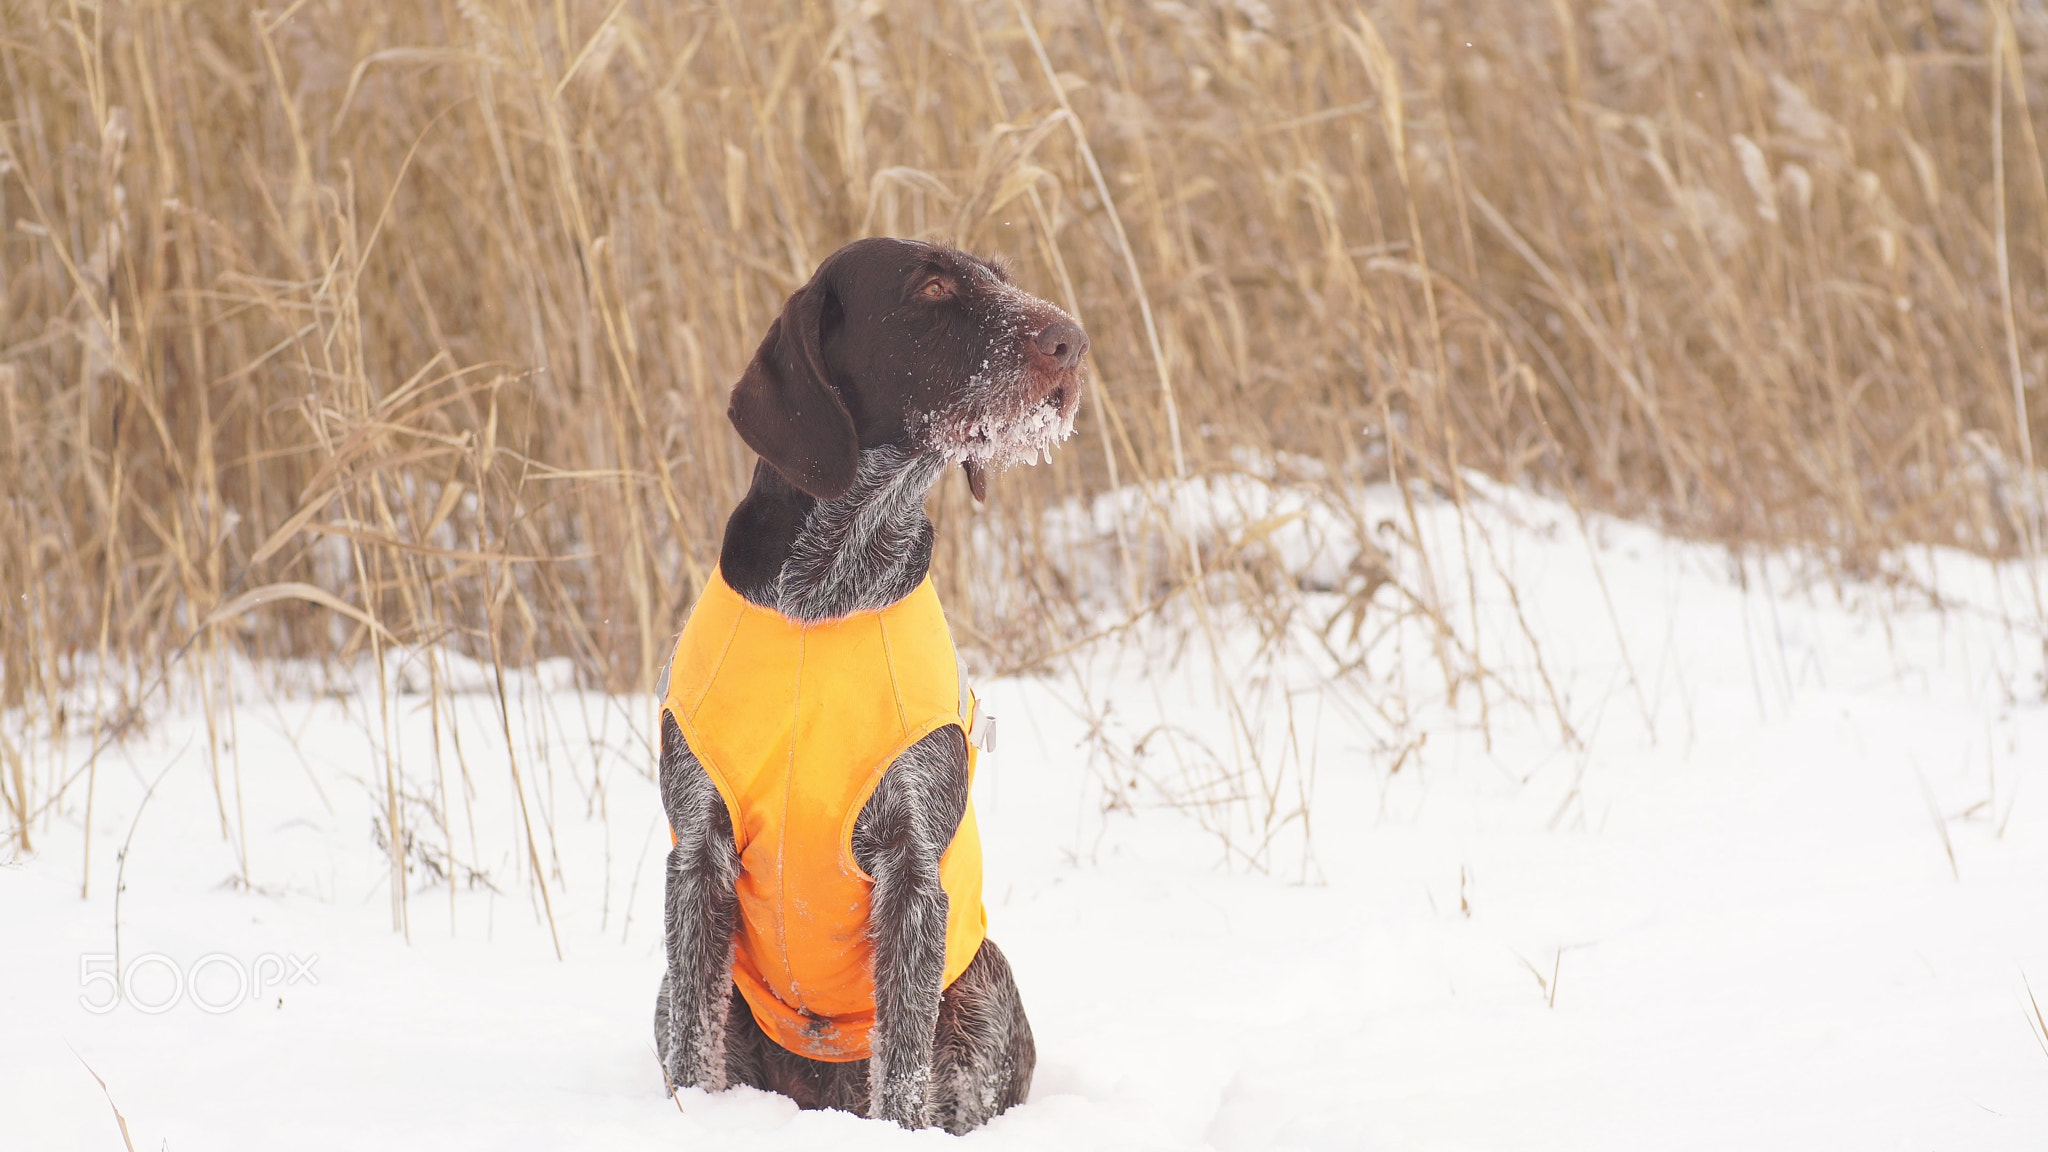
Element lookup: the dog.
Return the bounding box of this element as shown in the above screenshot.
[653,237,1087,1133]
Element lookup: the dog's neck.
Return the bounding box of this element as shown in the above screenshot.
[718,446,946,622]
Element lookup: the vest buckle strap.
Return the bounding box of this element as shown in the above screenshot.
[968,697,996,754]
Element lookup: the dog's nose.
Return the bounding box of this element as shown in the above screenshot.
[1033,320,1088,369]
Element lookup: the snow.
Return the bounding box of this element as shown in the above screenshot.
[6,477,2048,1150]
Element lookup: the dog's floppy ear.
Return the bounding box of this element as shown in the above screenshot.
[727,268,858,500]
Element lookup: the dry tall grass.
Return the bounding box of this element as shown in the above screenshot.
[4,0,2046,870]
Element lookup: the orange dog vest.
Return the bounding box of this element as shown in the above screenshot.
[660,568,987,1062]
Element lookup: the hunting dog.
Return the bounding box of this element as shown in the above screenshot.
[653,237,1087,1133]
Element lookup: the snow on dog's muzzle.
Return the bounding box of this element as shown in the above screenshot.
[949,310,1088,503]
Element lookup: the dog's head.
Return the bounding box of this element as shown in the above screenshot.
[728,237,1088,502]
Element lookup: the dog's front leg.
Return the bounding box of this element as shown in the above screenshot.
[655,713,741,1094]
[855,727,970,1130]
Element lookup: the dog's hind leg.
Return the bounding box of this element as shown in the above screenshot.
[719,983,873,1112]
[654,712,742,1094]
[930,939,1035,1135]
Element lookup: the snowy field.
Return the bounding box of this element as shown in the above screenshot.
[6,478,2048,1150]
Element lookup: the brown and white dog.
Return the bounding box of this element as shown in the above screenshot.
[653,237,1087,1132]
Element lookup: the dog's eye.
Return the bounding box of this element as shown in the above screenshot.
[920,277,953,300]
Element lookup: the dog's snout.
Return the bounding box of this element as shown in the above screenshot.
[1033,320,1088,369]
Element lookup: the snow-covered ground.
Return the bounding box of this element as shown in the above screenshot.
[6,478,2048,1150]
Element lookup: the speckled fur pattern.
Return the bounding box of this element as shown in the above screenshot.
[853,726,970,1128]
[652,712,739,1093]
[769,446,946,622]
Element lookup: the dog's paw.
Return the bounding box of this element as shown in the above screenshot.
[870,1068,935,1130]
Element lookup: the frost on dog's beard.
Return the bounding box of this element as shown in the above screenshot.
[916,272,1084,503]
[931,371,1078,504]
